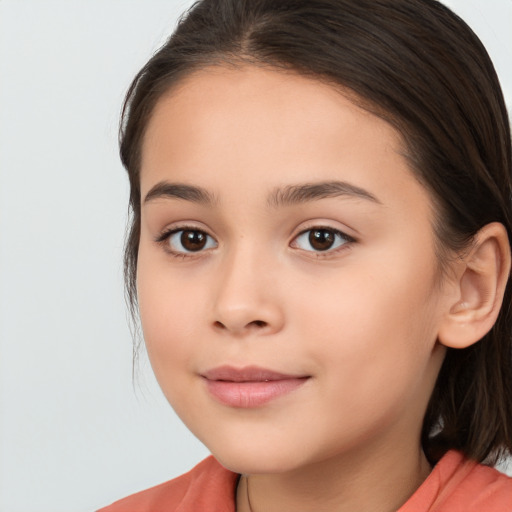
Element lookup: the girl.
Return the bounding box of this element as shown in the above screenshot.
[99,0,512,510]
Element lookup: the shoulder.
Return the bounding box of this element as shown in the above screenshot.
[97,456,239,512]
[400,451,512,512]
[443,455,512,512]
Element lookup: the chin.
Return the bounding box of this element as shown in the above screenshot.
[204,437,316,475]
[214,450,300,475]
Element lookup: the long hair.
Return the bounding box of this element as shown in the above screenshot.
[119,0,512,465]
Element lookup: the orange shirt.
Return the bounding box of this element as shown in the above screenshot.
[98,451,512,511]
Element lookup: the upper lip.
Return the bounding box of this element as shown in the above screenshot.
[201,365,307,382]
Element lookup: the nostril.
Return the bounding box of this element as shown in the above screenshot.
[212,318,270,333]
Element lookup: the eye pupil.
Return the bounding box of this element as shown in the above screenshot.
[181,230,207,251]
[309,229,335,251]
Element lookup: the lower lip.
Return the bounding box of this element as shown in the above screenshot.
[204,378,308,408]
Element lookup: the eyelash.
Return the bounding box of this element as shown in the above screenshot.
[155,225,217,258]
[155,225,356,259]
[291,226,356,257]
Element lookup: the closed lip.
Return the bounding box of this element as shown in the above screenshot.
[201,365,310,408]
[201,365,308,382]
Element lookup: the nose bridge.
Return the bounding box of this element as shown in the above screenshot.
[212,238,283,335]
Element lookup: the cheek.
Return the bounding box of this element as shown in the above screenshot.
[136,252,206,374]
[292,253,441,384]
[290,268,442,441]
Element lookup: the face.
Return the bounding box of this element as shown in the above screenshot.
[137,65,451,475]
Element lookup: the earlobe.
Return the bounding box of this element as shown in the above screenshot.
[438,222,511,349]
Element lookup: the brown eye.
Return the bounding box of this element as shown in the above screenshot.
[293,227,351,253]
[309,229,335,251]
[166,229,217,254]
[181,230,207,251]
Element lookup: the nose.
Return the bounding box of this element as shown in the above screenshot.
[211,246,285,336]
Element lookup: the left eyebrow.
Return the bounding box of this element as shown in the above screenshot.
[267,180,381,208]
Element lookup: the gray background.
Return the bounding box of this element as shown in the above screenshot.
[0,1,510,511]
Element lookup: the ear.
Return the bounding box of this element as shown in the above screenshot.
[438,222,511,349]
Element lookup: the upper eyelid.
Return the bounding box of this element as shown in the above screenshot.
[157,226,218,256]
[155,223,215,242]
[154,222,356,245]
[292,227,353,244]
[293,224,356,242]
[290,228,355,258]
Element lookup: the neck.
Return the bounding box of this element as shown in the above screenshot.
[236,441,432,512]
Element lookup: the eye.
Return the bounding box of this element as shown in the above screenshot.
[292,227,352,252]
[164,228,217,254]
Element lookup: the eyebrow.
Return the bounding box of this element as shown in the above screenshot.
[267,180,381,208]
[143,181,216,205]
[143,179,380,208]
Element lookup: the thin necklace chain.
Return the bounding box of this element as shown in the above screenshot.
[245,475,254,512]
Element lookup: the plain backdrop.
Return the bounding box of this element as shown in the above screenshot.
[0,1,511,511]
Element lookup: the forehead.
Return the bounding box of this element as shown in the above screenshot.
[140,65,420,210]
[143,66,400,149]
[142,66,401,177]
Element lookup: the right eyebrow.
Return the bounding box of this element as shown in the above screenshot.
[143,181,216,205]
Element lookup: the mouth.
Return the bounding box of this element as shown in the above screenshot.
[201,365,310,408]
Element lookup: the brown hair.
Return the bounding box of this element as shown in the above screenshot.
[119,0,512,465]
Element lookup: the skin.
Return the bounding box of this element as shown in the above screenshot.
[137,65,463,512]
